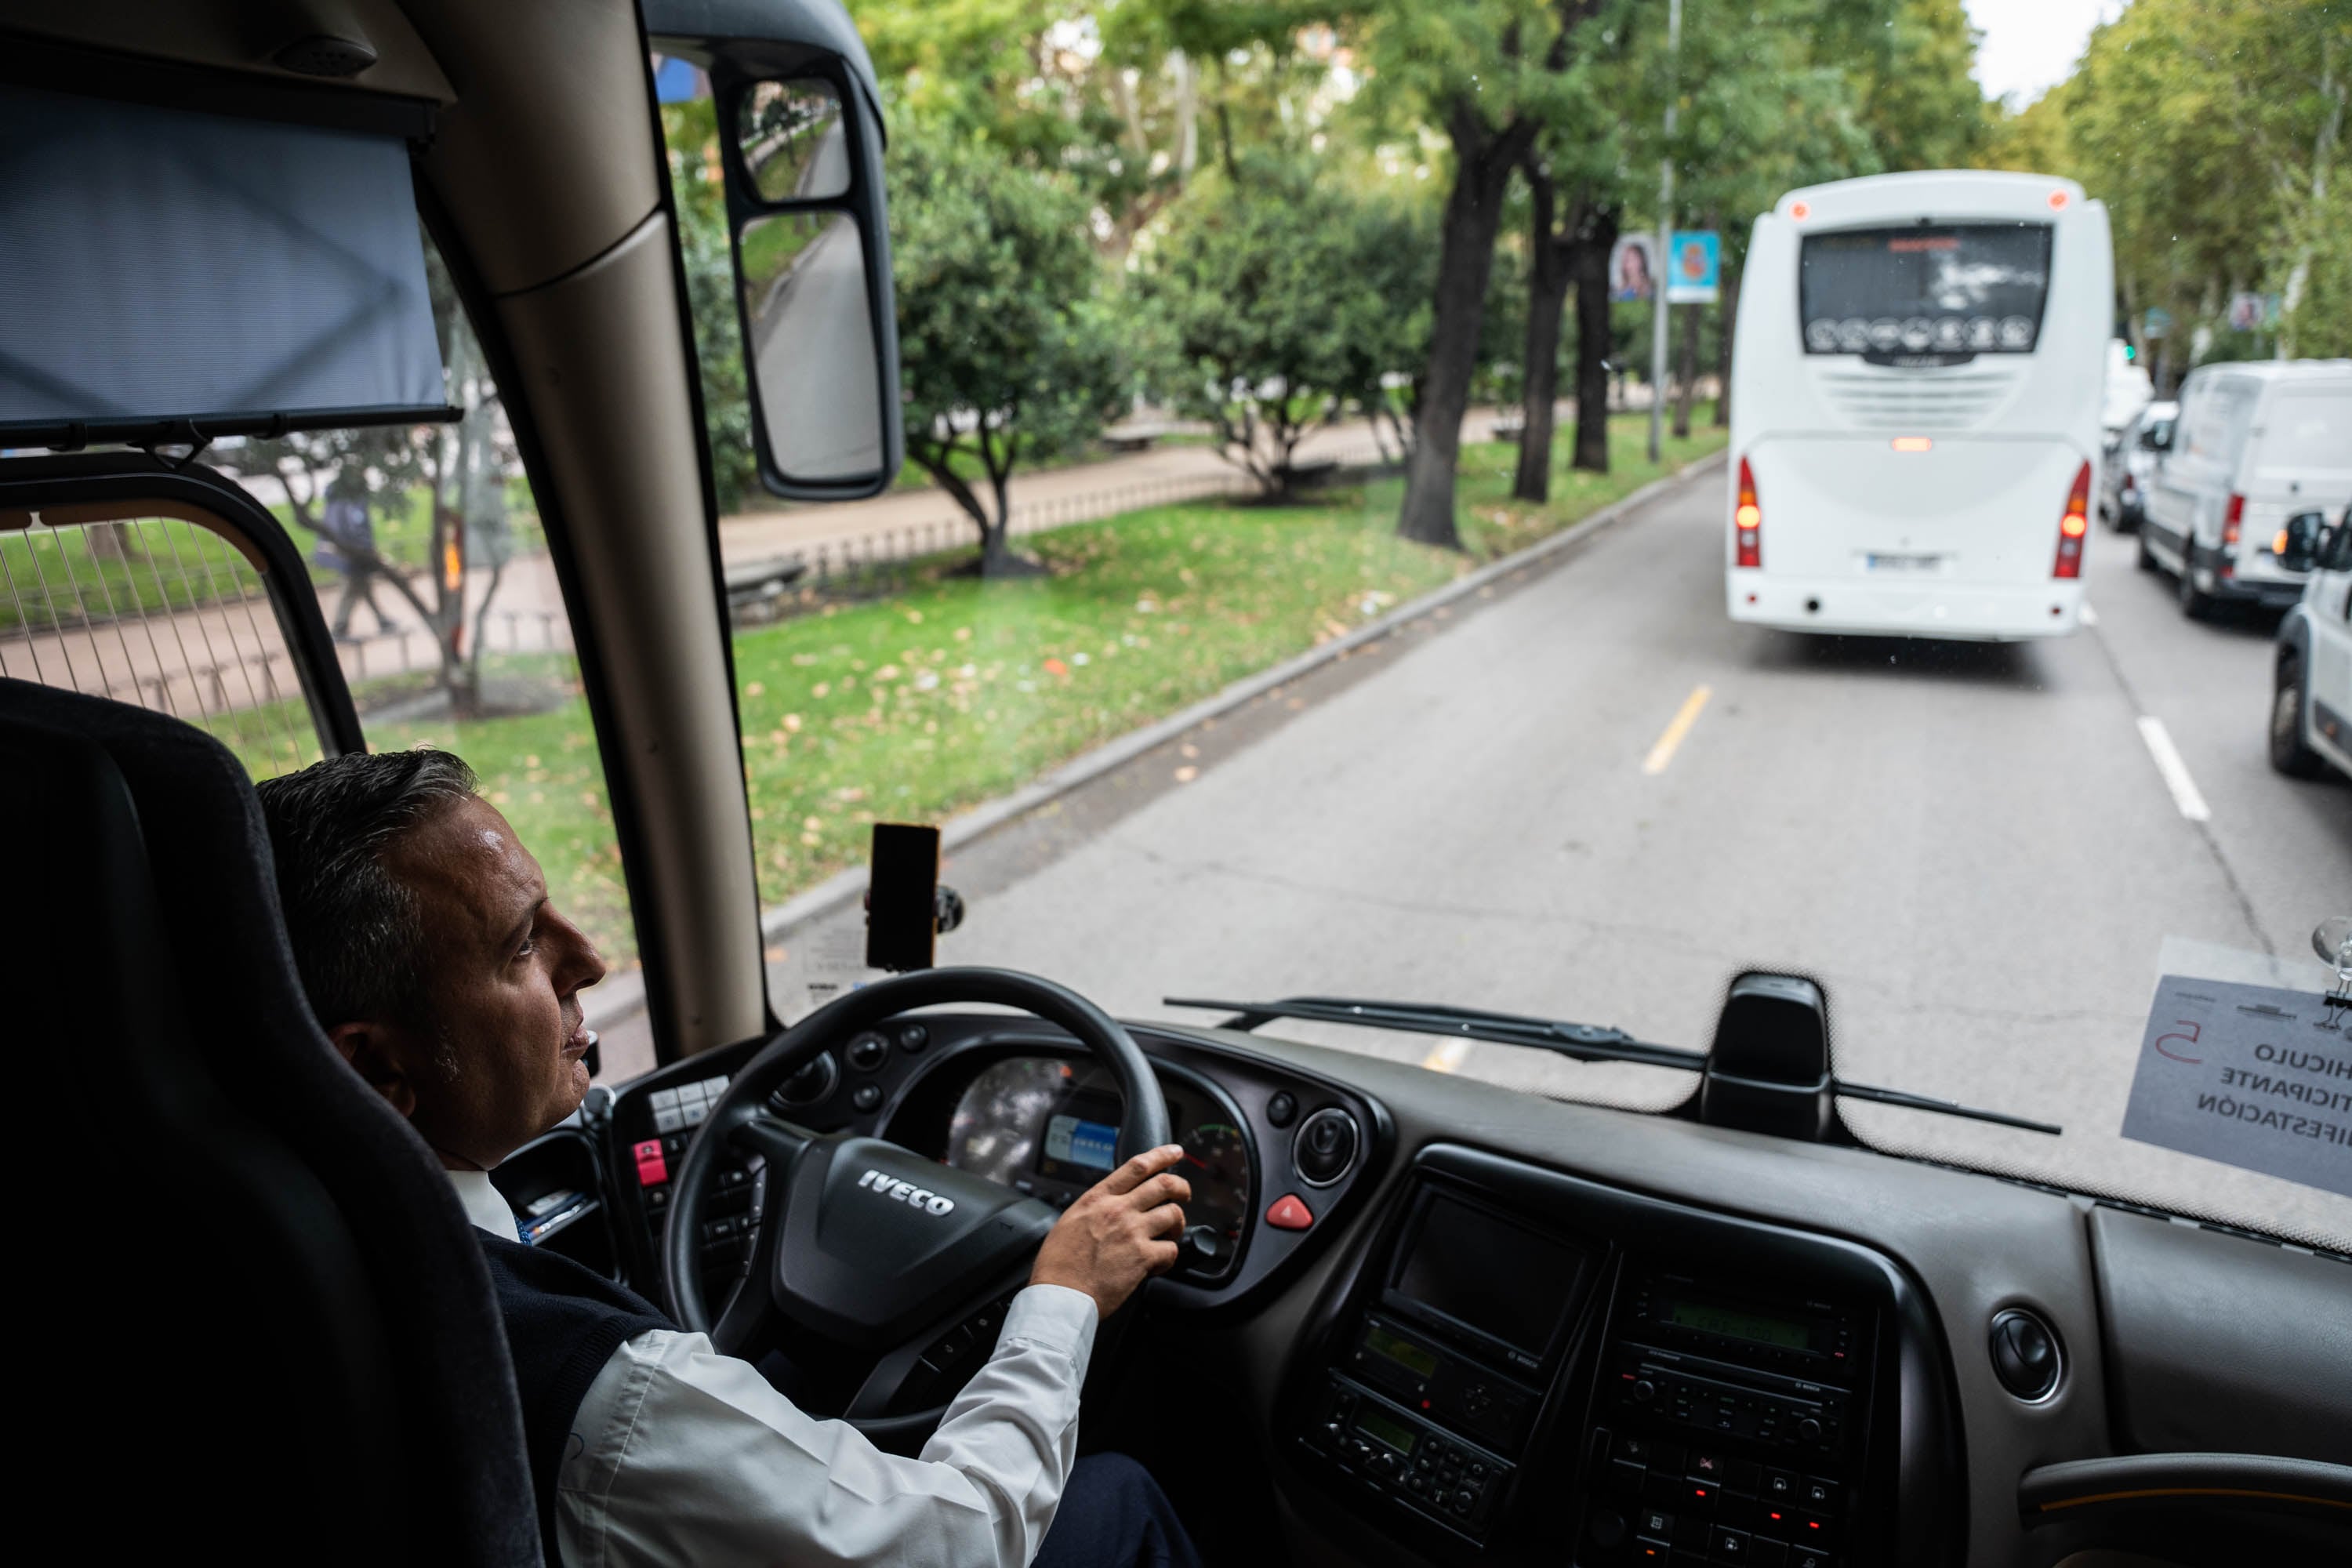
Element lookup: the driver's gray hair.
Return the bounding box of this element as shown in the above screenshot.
[255,749,481,1031]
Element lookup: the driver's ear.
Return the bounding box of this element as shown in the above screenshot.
[325,1021,420,1120]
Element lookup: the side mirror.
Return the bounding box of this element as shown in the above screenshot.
[648,1,904,502]
[2318,521,2352,574]
[2278,510,2325,573]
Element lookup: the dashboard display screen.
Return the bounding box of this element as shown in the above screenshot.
[1666,1298,1814,1350]
[1356,1409,1419,1455]
[1365,1323,1440,1378]
[1392,1195,1589,1358]
[944,1057,1253,1254]
[1040,1112,1120,1179]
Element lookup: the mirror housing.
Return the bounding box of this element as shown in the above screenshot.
[2279,510,2325,573]
[2316,517,2352,574]
[647,0,903,502]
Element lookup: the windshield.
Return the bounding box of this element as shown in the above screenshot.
[653,0,2352,1256]
[1801,223,2053,355]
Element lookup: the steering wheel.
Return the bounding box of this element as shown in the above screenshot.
[662,967,1171,1443]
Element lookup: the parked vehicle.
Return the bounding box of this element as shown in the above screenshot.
[2271,504,2352,779]
[2100,398,2176,532]
[2101,336,2154,444]
[2140,360,2352,617]
[1726,170,2113,641]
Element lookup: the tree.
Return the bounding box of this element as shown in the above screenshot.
[1334,194,1442,465]
[1846,0,1990,171]
[1359,0,1615,548]
[1511,9,1632,499]
[891,125,1129,575]
[1142,165,1395,496]
[2003,0,2350,371]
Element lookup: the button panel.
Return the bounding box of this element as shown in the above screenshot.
[1587,1428,1839,1568]
[1299,1376,1511,1540]
[1607,1345,1849,1458]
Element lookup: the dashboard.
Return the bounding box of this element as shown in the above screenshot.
[938,1054,1253,1260]
[494,1007,2352,1568]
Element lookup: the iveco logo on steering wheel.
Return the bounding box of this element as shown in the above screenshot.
[857,1167,957,1216]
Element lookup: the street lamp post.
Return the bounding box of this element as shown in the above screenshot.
[1647,0,1683,465]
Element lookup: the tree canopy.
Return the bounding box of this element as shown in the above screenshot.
[889,123,1131,573]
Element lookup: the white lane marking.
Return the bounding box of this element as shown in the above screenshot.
[1642,684,1714,775]
[2136,716,2212,822]
[1421,1039,1472,1073]
[2078,602,2098,626]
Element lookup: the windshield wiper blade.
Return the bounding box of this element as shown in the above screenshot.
[1162,995,1707,1073]
[1829,1080,2061,1135]
[1165,994,2062,1135]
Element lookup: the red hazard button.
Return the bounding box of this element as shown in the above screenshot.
[1265,1194,1314,1230]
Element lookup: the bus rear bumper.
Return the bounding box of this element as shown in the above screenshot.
[1726,572,2085,641]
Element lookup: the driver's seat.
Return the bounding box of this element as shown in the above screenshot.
[0,678,539,1567]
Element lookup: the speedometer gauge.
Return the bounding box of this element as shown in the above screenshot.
[1180,1120,1251,1242]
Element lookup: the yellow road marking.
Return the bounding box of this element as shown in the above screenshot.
[1642,684,1713,775]
[1421,1039,1472,1073]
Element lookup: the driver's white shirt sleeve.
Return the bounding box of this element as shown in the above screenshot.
[447,1167,1097,1568]
[553,1291,1098,1568]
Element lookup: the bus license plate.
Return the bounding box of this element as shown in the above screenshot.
[1864,552,1945,574]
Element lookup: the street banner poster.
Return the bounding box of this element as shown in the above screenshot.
[1665,230,1721,304]
[2142,306,2172,340]
[2226,292,2278,332]
[2119,973,2352,1198]
[1608,234,1657,303]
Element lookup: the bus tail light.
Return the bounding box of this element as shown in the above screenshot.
[1735,457,1762,568]
[2221,492,2244,577]
[2053,462,2090,579]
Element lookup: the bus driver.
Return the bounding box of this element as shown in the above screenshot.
[256,749,1205,1568]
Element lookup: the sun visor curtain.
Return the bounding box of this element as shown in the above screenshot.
[0,85,448,445]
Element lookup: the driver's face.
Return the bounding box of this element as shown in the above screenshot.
[368,794,607,1169]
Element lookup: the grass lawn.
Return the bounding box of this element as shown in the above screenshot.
[228,416,1722,969]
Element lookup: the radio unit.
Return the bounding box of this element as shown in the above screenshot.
[1294,1185,1599,1543]
[1301,1372,1515,1537]
[1583,1269,1871,1568]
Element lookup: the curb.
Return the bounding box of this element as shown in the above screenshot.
[586,447,1728,1031]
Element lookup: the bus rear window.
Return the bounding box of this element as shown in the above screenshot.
[1800,223,2053,358]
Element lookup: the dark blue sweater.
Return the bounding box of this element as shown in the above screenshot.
[477,1237,673,1566]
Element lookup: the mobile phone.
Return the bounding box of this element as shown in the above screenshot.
[865,822,941,972]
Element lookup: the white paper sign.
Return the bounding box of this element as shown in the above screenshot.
[2120,975,2352,1197]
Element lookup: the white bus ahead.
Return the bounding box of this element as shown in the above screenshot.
[1726,171,2114,640]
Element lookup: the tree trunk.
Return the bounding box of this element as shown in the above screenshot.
[1671,304,1700,439]
[1715,258,1737,427]
[1513,169,1570,504]
[86,521,143,562]
[1570,204,1619,474]
[1399,111,1532,547]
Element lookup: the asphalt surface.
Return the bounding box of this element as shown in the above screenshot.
[789,463,2352,1250]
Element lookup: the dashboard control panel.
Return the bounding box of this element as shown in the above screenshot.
[1581,1268,1871,1567]
[601,1017,1388,1320]
[1292,1182,1599,1545]
[1305,1374,1514,1535]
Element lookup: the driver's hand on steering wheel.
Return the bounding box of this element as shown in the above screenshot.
[1029,1145,1192,1319]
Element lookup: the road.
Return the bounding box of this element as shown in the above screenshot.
[774,462,2352,1250]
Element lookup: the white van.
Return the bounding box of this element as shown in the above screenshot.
[1726,171,2114,641]
[2272,504,2352,779]
[2140,359,2352,618]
